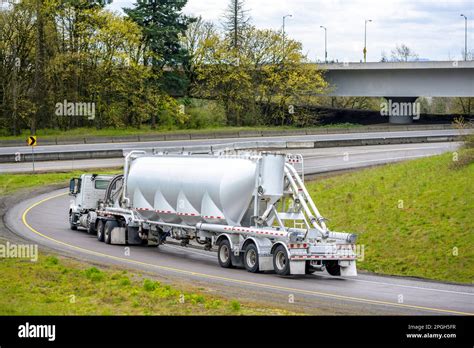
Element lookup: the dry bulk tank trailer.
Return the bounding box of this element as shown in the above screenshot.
[92,151,358,276]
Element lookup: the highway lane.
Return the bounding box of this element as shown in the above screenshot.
[6,189,474,316]
[4,143,473,315]
[0,129,467,155]
[0,142,462,173]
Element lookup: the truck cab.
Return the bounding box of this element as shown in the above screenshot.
[69,174,115,233]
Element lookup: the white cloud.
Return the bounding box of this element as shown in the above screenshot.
[108,0,473,62]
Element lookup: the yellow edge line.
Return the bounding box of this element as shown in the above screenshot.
[21,191,473,316]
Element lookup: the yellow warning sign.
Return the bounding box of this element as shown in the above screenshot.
[27,136,37,147]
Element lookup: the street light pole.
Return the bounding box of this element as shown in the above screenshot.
[282,14,292,58]
[461,14,468,61]
[364,19,372,63]
[320,25,327,63]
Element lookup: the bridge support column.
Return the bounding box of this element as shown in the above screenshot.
[383,97,419,125]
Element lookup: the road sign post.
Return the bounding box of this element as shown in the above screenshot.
[27,136,36,172]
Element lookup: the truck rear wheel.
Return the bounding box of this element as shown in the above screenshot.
[104,220,118,245]
[243,244,259,273]
[217,239,233,268]
[325,260,341,276]
[69,212,77,231]
[97,220,105,242]
[273,245,290,276]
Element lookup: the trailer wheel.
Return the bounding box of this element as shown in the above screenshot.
[217,239,233,268]
[325,260,341,276]
[273,245,290,276]
[305,261,317,275]
[97,220,105,242]
[104,220,118,245]
[243,244,259,273]
[69,212,77,231]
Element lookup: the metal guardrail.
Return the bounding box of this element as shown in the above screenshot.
[0,124,463,148]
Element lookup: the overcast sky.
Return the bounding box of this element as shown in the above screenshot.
[107,0,472,62]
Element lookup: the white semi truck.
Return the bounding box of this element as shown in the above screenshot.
[69,151,358,276]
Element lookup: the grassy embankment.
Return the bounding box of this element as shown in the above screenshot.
[0,123,359,141]
[0,255,292,315]
[306,148,474,284]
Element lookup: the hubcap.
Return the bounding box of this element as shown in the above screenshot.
[219,245,229,262]
[246,249,257,268]
[276,251,287,270]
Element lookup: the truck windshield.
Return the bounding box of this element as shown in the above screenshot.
[94,180,110,190]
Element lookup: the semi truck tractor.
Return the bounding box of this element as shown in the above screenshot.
[68,151,358,276]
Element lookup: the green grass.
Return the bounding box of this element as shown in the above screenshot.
[306,150,474,283]
[0,123,359,141]
[0,170,121,196]
[0,253,294,315]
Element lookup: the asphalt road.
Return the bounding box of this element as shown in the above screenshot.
[4,143,473,315]
[0,129,466,155]
[0,142,462,173]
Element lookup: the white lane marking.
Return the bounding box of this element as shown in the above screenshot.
[348,278,474,296]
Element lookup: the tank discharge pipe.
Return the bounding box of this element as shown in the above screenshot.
[122,151,146,208]
[196,223,288,239]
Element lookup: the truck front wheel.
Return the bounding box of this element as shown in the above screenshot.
[69,212,77,231]
[217,239,233,268]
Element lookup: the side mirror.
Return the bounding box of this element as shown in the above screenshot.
[69,178,81,195]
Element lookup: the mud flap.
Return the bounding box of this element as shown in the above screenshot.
[339,261,357,276]
[111,227,127,245]
[289,260,306,275]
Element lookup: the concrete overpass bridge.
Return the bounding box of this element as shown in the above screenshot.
[319,61,474,124]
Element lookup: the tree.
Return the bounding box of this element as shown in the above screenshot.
[222,0,249,49]
[390,44,419,62]
[194,26,327,127]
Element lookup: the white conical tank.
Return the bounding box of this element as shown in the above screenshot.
[126,156,259,226]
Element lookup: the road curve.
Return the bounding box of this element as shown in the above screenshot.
[6,190,474,316]
[4,144,473,316]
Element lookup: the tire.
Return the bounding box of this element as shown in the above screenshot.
[273,245,290,276]
[104,220,118,245]
[96,220,105,242]
[305,261,317,275]
[69,212,78,231]
[217,239,233,268]
[325,260,341,276]
[86,213,96,235]
[243,243,259,273]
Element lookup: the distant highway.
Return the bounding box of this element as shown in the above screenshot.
[0,142,462,173]
[0,129,466,156]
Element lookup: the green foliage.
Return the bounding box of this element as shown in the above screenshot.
[0,254,295,315]
[230,300,241,311]
[306,152,474,283]
[84,267,104,282]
